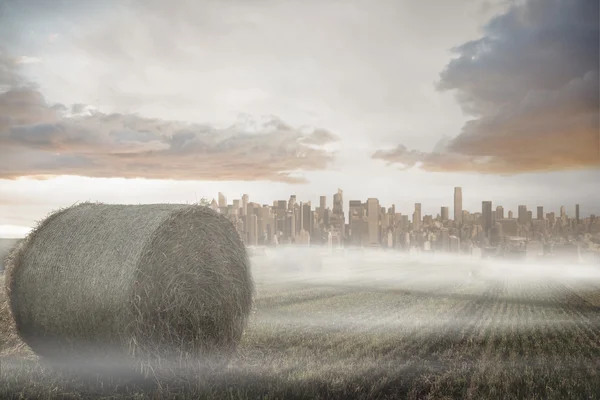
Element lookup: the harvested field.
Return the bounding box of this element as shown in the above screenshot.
[1,250,600,399]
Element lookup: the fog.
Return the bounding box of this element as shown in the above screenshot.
[250,246,600,288]
[248,246,600,334]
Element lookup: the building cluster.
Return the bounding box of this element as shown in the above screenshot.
[209,188,600,260]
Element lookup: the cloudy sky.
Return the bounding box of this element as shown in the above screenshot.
[0,0,598,237]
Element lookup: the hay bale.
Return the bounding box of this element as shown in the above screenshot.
[4,203,254,369]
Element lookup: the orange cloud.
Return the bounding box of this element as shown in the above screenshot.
[0,55,339,184]
[374,0,600,174]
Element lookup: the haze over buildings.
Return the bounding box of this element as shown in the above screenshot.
[209,186,600,263]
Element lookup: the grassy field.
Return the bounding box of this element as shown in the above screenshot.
[1,252,599,399]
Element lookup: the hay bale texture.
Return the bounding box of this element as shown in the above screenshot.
[4,203,254,368]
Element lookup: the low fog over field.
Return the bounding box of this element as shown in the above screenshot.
[252,246,600,288]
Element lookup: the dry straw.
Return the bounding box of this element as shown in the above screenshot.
[4,202,254,373]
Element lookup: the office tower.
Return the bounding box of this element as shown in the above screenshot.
[232,199,240,215]
[273,201,287,236]
[560,205,566,218]
[508,210,514,219]
[241,194,249,216]
[527,210,533,223]
[247,213,258,246]
[367,198,380,245]
[302,202,313,235]
[288,195,296,210]
[454,187,463,224]
[320,196,327,212]
[401,215,409,231]
[518,205,527,224]
[259,206,270,243]
[482,201,492,237]
[496,206,504,220]
[286,212,295,240]
[218,192,227,208]
[576,204,580,223]
[414,203,422,231]
[537,206,544,220]
[348,200,365,245]
[441,207,449,222]
[333,189,343,215]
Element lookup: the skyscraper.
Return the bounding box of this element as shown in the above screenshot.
[496,206,504,220]
[241,194,249,216]
[537,206,544,220]
[414,203,422,231]
[320,196,327,212]
[576,204,580,223]
[441,207,449,222]
[482,201,492,237]
[367,198,380,245]
[454,187,462,225]
[302,202,313,236]
[518,205,527,224]
[288,195,296,210]
[333,189,343,215]
[247,214,258,246]
[218,192,227,208]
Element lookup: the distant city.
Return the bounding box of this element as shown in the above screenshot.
[208,187,600,262]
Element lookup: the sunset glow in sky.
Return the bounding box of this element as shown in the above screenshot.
[0,0,598,237]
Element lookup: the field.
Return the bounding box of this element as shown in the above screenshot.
[1,249,600,399]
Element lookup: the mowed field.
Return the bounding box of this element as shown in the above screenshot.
[1,250,600,399]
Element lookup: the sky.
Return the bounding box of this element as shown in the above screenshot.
[0,0,598,237]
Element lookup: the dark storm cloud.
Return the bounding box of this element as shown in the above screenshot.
[374,0,599,173]
[0,54,339,183]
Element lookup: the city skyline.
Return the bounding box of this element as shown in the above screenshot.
[200,186,597,257]
[209,187,590,222]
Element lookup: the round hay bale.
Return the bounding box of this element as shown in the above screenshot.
[4,203,254,370]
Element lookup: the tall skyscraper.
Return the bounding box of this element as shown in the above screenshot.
[508,210,514,219]
[218,192,227,208]
[441,207,449,222]
[302,202,313,235]
[288,195,296,210]
[454,187,463,224]
[560,205,566,218]
[496,206,504,220]
[241,194,249,216]
[247,214,258,246]
[414,203,422,231]
[320,196,327,211]
[482,201,493,237]
[333,189,343,215]
[576,204,580,223]
[537,206,544,220]
[366,198,380,245]
[518,205,527,224]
